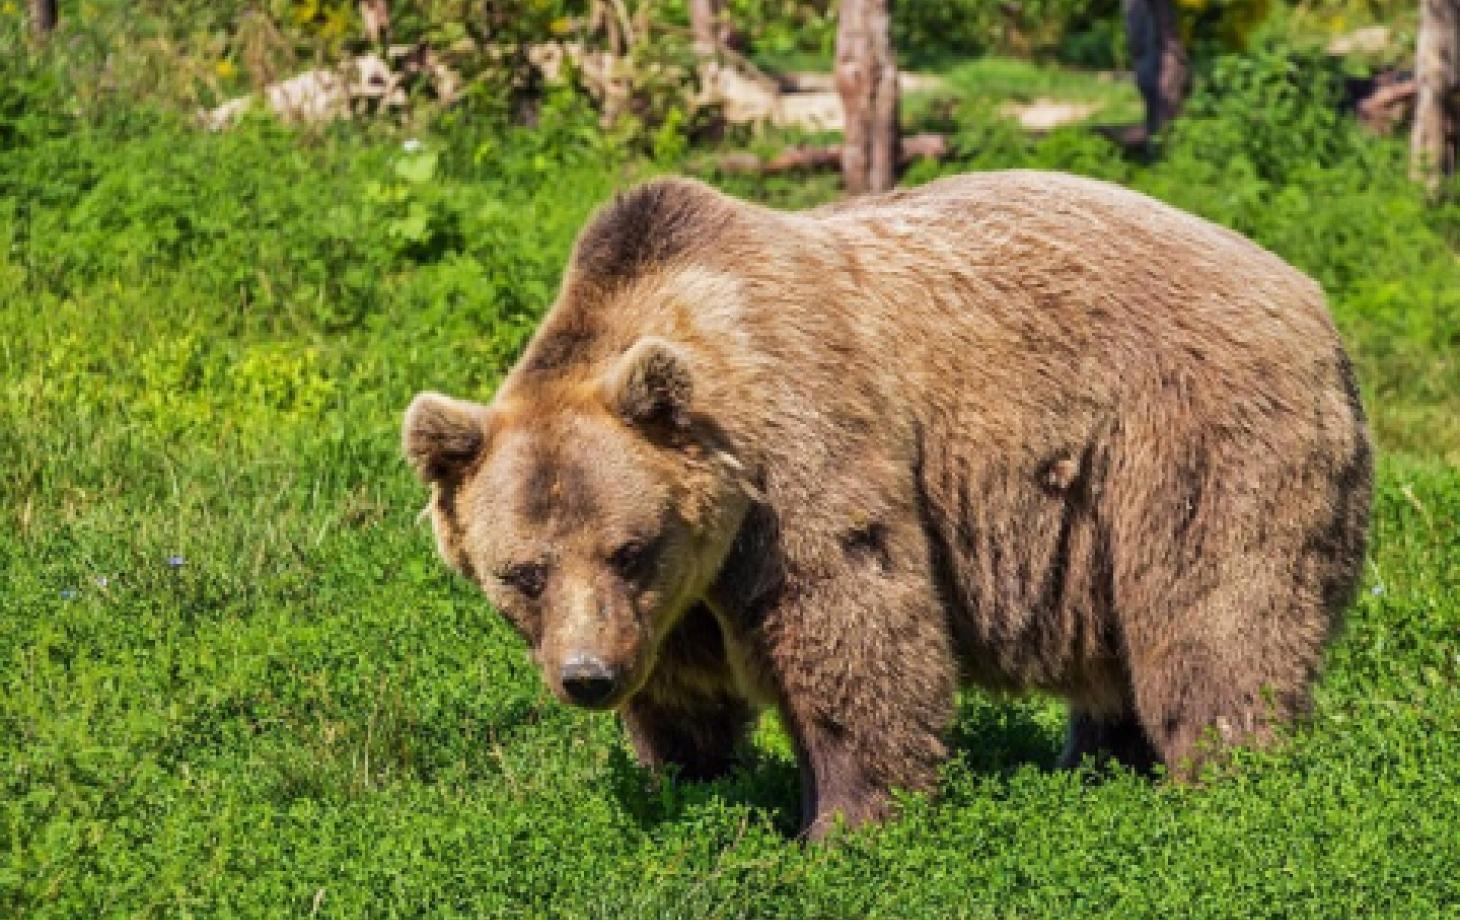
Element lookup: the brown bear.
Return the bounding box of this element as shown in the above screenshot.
[403,171,1371,839]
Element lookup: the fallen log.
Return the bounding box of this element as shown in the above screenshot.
[716,132,948,175]
[199,47,459,130]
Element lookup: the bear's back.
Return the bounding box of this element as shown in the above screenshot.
[800,170,1332,356]
[749,170,1347,451]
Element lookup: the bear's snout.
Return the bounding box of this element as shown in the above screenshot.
[559,653,621,708]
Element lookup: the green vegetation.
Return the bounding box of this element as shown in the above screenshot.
[3,5,1459,917]
[930,56,1144,125]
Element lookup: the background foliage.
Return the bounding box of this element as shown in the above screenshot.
[3,1,1459,916]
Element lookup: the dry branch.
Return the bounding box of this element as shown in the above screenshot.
[1357,77,1417,133]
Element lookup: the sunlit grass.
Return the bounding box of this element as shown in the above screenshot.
[932,55,1144,126]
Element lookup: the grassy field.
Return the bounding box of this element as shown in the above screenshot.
[4,35,1460,919]
[932,57,1144,126]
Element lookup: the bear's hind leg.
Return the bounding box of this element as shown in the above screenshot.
[1125,625,1314,780]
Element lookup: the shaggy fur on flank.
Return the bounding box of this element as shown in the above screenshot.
[403,172,1372,840]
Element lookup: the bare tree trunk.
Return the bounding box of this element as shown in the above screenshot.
[835,0,898,195]
[29,0,57,38]
[1124,0,1188,138]
[1412,0,1460,190]
[360,0,390,46]
[688,0,728,56]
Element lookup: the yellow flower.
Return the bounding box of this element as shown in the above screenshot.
[1,2,17,16]
[549,16,572,36]
[216,59,237,79]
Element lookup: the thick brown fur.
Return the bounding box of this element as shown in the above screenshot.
[403,172,1372,839]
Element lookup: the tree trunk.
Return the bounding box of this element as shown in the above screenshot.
[360,0,390,46]
[29,0,57,37]
[835,0,898,194]
[688,0,727,56]
[1124,0,1188,138]
[1412,0,1460,190]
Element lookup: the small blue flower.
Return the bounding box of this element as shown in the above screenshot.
[95,575,110,589]
[167,555,186,568]
[60,588,78,600]
[1370,584,1385,596]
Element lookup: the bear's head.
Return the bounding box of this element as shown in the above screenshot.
[403,337,752,710]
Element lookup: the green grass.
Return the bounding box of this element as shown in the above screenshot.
[931,56,1144,126]
[4,40,1460,917]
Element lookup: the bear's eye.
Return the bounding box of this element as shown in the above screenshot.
[609,539,654,580]
[498,562,548,599]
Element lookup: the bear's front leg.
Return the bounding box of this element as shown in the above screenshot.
[621,692,753,782]
[750,544,959,840]
[619,603,754,782]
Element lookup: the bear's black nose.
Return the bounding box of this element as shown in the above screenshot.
[561,655,619,707]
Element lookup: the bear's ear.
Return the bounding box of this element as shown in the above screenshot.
[402,392,488,484]
[601,337,694,433]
